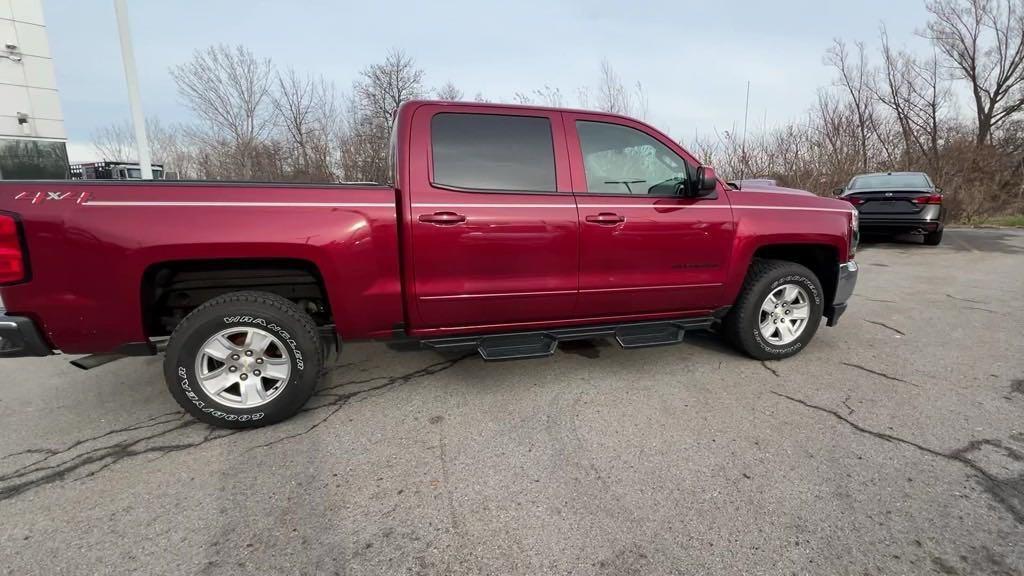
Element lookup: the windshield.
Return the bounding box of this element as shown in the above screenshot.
[849,173,930,189]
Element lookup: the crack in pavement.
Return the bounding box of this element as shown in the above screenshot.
[771,391,1024,525]
[842,395,855,416]
[247,354,474,452]
[859,295,898,303]
[841,362,919,387]
[0,356,473,501]
[0,416,238,503]
[946,294,986,305]
[864,319,906,336]
[965,306,998,314]
[760,361,780,378]
[0,409,184,464]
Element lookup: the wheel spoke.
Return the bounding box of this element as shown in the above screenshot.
[240,377,267,405]
[262,359,290,381]
[761,294,778,313]
[245,330,274,355]
[789,302,810,320]
[782,285,800,304]
[778,319,797,341]
[201,368,234,395]
[204,336,237,361]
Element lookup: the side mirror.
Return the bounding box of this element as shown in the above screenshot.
[832,187,845,197]
[688,166,717,197]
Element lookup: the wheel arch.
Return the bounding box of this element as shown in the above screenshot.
[140,258,333,339]
[742,243,840,310]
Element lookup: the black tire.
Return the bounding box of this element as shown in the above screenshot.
[163,291,323,428]
[924,226,943,246]
[723,259,825,360]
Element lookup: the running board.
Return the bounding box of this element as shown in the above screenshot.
[422,316,713,361]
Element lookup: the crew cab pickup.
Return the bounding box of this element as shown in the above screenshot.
[0,101,859,428]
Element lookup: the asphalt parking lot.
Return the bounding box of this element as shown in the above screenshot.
[1,228,1022,575]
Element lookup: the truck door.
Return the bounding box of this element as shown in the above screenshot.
[406,104,578,329]
[564,112,734,318]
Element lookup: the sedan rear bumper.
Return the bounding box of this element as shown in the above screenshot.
[0,313,53,358]
[858,204,943,234]
[859,218,942,233]
[826,260,858,327]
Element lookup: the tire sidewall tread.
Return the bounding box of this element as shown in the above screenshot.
[725,259,824,361]
[163,291,323,428]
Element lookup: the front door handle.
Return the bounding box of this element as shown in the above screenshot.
[419,211,466,225]
[585,212,625,225]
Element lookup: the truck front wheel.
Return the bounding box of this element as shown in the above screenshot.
[723,259,824,360]
[163,291,323,428]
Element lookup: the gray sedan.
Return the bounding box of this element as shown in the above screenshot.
[835,171,945,245]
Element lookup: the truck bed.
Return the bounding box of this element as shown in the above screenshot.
[0,180,404,354]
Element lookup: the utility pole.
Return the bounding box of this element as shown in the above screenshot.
[113,0,152,179]
[738,81,750,185]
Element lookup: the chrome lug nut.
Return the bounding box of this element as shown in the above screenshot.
[253,370,261,377]
[240,373,248,381]
[228,366,238,373]
[255,358,264,364]
[231,354,240,361]
[245,350,254,357]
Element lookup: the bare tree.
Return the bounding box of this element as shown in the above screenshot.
[272,69,343,180]
[592,59,648,118]
[343,49,426,182]
[91,121,136,162]
[170,44,276,178]
[513,85,565,107]
[435,81,463,101]
[91,118,197,178]
[923,0,1024,144]
[353,49,425,126]
[826,39,877,170]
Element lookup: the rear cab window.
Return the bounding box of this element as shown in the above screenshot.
[431,113,556,192]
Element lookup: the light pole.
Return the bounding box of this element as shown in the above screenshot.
[113,0,152,179]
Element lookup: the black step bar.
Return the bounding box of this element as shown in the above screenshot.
[422,316,714,361]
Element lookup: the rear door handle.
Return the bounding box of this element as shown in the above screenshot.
[585,212,625,225]
[419,211,466,225]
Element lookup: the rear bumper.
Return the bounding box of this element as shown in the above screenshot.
[826,260,858,327]
[858,205,944,234]
[860,218,942,233]
[0,313,53,358]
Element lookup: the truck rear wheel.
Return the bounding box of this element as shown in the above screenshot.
[163,291,323,428]
[724,259,824,360]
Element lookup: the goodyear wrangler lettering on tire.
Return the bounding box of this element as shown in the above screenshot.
[176,366,264,421]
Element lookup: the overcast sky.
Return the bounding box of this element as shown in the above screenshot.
[44,0,936,161]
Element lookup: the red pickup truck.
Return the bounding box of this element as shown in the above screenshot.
[0,101,858,427]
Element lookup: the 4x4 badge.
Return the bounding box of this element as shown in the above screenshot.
[14,191,92,204]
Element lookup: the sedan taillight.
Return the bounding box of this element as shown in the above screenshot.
[914,194,943,204]
[0,214,26,285]
[843,196,864,206]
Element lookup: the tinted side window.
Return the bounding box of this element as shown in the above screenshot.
[576,121,688,195]
[431,113,556,192]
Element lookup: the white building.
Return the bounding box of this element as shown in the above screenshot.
[0,0,67,179]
